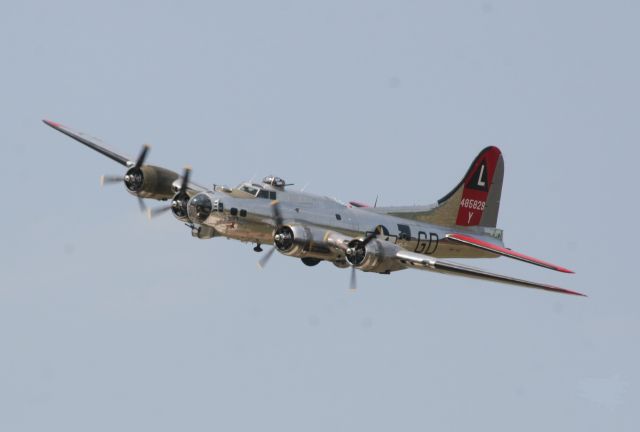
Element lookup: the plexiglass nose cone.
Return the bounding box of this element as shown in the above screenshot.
[188,193,213,223]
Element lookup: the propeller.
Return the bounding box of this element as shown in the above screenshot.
[137,197,148,212]
[257,246,277,269]
[100,144,151,213]
[100,175,123,186]
[257,201,284,269]
[147,203,172,219]
[346,229,378,290]
[350,265,358,291]
[134,144,150,168]
[147,166,192,220]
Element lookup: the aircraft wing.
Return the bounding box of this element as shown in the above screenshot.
[43,119,133,167]
[394,249,584,296]
[43,119,207,194]
[445,233,573,273]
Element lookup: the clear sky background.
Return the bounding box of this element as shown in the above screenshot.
[1,1,638,431]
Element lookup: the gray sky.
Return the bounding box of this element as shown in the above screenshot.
[1,1,638,431]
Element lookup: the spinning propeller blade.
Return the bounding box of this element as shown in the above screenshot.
[258,247,277,269]
[134,144,150,168]
[350,266,357,291]
[347,228,379,290]
[147,205,172,219]
[257,200,284,269]
[179,166,191,194]
[137,197,147,213]
[100,175,123,186]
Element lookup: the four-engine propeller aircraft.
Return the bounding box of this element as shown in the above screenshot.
[43,119,584,296]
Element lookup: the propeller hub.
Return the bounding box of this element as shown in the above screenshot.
[273,226,294,251]
[124,167,144,192]
[345,239,367,266]
[171,191,190,219]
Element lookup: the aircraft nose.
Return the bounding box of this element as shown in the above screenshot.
[188,193,213,223]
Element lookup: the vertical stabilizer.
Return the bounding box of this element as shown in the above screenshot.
[383,147,504,228]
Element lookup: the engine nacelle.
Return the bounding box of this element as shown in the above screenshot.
[274,225,350,261]
[346,239,403,273]
[124,165,179,200]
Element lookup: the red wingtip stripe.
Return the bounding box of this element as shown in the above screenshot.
[549,287,587,297]
[448,234,575,274]
[42,119,62,128]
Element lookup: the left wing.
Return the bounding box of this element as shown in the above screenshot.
[395,249,584,296]
[43,119,133,167]
[43,119,208,196]
[446,233,574,273]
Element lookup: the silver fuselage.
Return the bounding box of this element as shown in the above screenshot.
[191,182,503,264]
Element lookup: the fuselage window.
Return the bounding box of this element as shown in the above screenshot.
[239,209,247,217]
[230,207,238,216]
[335,214,342,220]
[257,190,277,200]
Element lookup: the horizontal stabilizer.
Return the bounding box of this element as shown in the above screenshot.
[446,233,574,273]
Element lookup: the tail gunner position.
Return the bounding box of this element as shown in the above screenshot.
[43,120,583,296]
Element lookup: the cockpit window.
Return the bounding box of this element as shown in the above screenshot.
[240,185,259,196]
[238,183,276,199]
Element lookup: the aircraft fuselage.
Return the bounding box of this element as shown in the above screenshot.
[190,184,501,265]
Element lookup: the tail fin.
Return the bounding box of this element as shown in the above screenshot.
[439,146,504,227]
[384,147,504,228]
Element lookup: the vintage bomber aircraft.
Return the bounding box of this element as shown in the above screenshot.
[43,119,583,296]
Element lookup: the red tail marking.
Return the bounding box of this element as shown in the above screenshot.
[456,147,501,226]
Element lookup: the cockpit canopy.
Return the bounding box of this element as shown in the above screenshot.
[237,183,277,200]
[262,175,286,189]
[235,175,287,200]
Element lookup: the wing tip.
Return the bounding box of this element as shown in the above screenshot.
[556,266,575,274]
[42,119,62,129]
[554,287,587,297]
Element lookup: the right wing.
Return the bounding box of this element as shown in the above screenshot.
[395,249,585,296]
[445,233,573,273]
